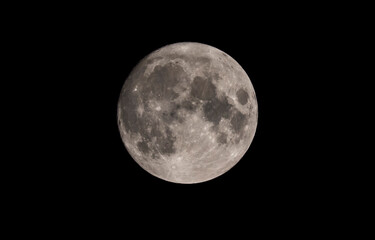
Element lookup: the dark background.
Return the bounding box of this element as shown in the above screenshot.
[18,3,350,231]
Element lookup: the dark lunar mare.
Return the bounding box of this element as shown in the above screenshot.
[236,88,249,105]
[190,76,216,100]
[118,43,257,183]
[120,53,251,160]
[188,72,249,144]
[143,63,182,101]
[119,61,190,159]
[217,132,228,145]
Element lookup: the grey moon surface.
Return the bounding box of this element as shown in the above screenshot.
[117,42,258,184]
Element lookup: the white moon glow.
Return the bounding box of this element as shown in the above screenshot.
[118,42,258,183]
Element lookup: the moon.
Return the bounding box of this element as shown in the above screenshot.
[118,42,258,184]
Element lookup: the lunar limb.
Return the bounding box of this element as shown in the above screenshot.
[118,42,258,183]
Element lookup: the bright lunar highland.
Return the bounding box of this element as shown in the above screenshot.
[118,42,258,183]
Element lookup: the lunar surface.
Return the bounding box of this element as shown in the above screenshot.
[118,42,258,183]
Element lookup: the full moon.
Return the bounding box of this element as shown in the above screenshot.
[118,42,258,183]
